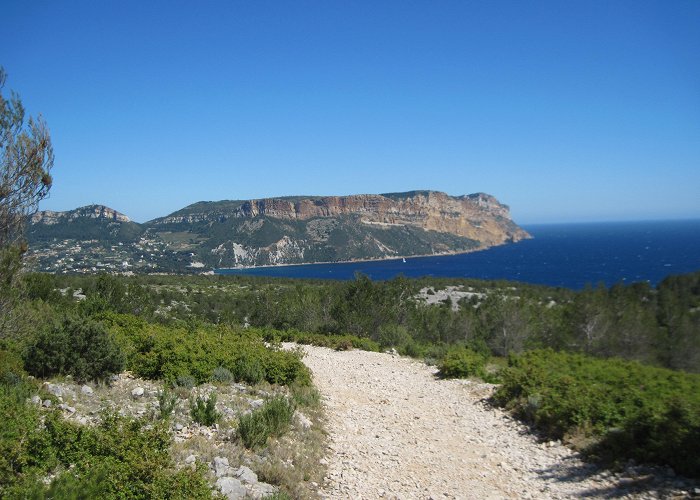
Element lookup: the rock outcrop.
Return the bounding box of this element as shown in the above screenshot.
[31,204,130,225]
[27,190,531,272]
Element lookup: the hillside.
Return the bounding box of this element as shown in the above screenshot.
[26,191,531,273]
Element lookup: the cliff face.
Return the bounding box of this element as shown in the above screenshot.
[157,191,530,247]
[27,191,531,273]
[31,205,131,225]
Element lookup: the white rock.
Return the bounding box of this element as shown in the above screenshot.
[81,384,94,396]
[174,423,184,431]
[249,399,264,409]
[234,465,258,484]
[131,387,145,398]
[42,399,52,408]
[216,477,246,499]
[30,395,41,405]
[213,456,231,477]
[246,482,277,499]
[295,411,312,430]
[184,454,197,464]
[45,383,63,397]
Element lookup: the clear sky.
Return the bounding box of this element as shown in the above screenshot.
[2,0,699,224]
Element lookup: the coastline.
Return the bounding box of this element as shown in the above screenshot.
[214,240,523,272]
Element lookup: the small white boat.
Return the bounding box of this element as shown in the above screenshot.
[402,257,406,263]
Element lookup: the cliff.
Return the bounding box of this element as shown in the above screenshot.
[27,191,530,273]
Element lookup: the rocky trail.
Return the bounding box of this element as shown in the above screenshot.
[300,346,697,499]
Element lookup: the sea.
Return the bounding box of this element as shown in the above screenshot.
[216,219,700,290]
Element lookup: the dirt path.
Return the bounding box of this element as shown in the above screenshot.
[299,346,693,500]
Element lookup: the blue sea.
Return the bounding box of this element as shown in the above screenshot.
[216,220,700,289]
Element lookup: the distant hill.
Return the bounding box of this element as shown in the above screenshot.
[26,191,531,274]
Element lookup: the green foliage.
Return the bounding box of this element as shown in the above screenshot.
[438,346,488,379]
[157,388,178,420]
[233,356,265,385]
[238,397,295,450]
[0,377,49,496]
[266,328,381,352]
[0,67,53,250]
[23,315,124,382]
[189,393,220,426]
[376,324,412,348]
[290,382,321,409]
[106,321,311,387]
[211,366,234,384]
[494,350,700,477]
[175,374,196,389]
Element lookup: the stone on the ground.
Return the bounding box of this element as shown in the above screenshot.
[295,411,312,430]
[246,482,277,499]
[131,387,144,398]
[213,456,232,477]
[42,399,52,408]
[81,384,93,396]
[30,395,41,405]
[216,477,246,499]
[185,454,196,465]
[45,383,63,397]
[234,465,257,484]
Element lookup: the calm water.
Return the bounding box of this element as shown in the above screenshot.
[216,220,700,289]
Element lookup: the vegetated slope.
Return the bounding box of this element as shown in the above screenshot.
[300,345,696,499]
[26,191,530,273]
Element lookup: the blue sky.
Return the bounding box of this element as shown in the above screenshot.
[2,0,699,224]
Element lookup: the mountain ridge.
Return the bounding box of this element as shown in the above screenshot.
[27,190,531,273]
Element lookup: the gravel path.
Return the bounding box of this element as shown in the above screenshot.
[299,346,696,500]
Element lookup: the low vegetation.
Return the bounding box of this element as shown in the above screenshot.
[1,267,699,494]
[238,397,296,450]
[493,350,700,477]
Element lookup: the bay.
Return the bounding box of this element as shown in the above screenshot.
[216,219,700,289]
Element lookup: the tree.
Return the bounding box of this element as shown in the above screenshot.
[1,67,53,248]
[0,67,53,339]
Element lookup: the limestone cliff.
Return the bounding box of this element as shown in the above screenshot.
[27,191,531,272]
[31,205,131,225]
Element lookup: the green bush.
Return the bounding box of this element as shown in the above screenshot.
[175,374,196,389]
[238,397,295,450]
[0,377,50,496]
[233,356,265,385]
[157,388,178,420]
[107,322,310,388]
[190,393,220,426]
[438,346,488,379]
[494,350,700,477]
[23,316,124,382]
[290,383,321,409]
[0,349,24,385]
[1,388,213,499]
[211,366,234,383]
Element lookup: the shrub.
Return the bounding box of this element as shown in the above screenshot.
[290,383,321,409]
[376,324,411,348]
[23,316,124,382]
[0,377,50,495]
[211,366,234,384]
[493,349,700,477]
[157,388,178,420]
[238,397,295,449]
[175,374,196,389]
[0,349,24,385]
[438,346,487,379]
[190,393,220,426]
[109,323,311,388]
[233,356,265,385]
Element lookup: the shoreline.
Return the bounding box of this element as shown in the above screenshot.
[214,239,526,272]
